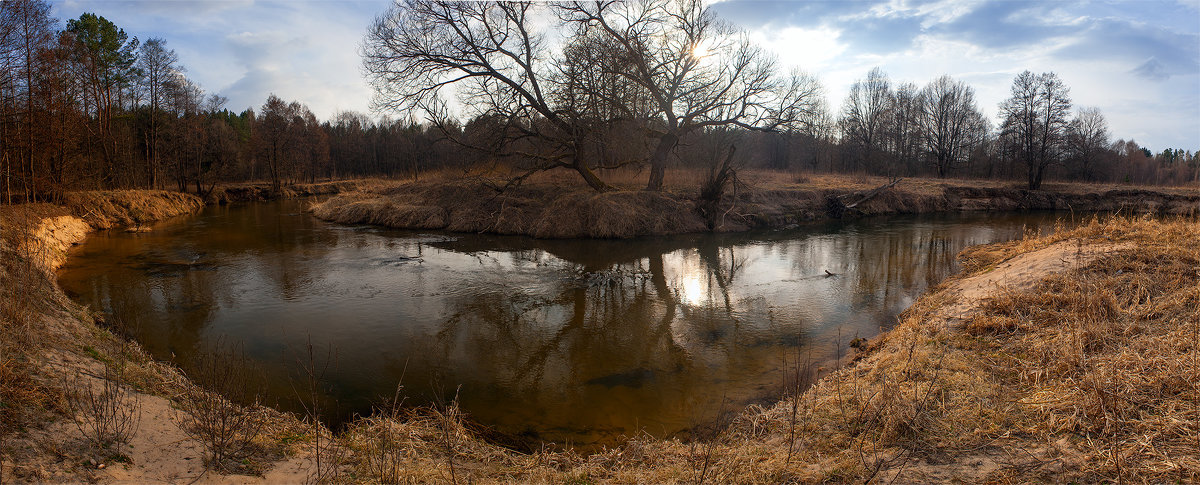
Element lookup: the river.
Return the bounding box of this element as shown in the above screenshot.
[57,199,1072,448]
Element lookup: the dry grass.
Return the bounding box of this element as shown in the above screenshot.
[311,180,711,238]
[961,218,1200,482]
[60,190,202,229]
[311,170,1197,238]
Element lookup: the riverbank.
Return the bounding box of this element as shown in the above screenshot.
[0,191,318,482]
[310,172,1200,238]
[202,179,380,205]
[3,189,1196,482]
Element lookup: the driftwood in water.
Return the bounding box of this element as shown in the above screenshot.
[825,178,902,218]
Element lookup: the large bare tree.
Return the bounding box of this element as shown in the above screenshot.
[257,94,295,194]
[363,0,820,192]
[885,82,921,175]
[561,0,821,191]
[916,75,988,178]
[999,70,1072,190]
[363,1,614,191]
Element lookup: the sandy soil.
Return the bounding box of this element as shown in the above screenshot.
[9,352,313,484]
[942,240,1133,324]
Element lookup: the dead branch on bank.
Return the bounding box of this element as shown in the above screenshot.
[826,177,902,218]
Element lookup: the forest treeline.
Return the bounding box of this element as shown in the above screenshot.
[1,0,1196,204]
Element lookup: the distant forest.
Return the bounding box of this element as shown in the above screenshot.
[1,0,1196,204]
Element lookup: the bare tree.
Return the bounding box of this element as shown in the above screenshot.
[257,94,296,194]
[561,0,822,191]
[1,1,21,203]
[1066,106,1110,181]
[136,37,180,189]
[885,82,921,175]
[552,27,655,178]
[363,1,615,191]
[999,70,1072,190]
[1,0,55,202]
[164,73,204,192]
[840,67,892,174]
[363,0,820,192]
[916,75,988,178]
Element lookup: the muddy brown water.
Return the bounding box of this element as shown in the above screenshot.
[58,199,1074,449]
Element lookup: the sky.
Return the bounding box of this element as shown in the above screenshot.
[53,0,1200,152]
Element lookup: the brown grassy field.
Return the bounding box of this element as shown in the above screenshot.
[2,185,1197,483]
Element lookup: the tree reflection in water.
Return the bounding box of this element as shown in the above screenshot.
[58,200,1069,447]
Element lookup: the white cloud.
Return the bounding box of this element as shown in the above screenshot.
[750,26,847,71]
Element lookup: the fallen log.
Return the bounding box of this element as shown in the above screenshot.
[826,178,902,218]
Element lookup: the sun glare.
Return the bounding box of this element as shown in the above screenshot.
[679,274,707,305]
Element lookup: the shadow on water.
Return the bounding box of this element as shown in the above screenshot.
[58,198,1073,449]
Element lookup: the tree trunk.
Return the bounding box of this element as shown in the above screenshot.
[573,161,612,192]
[1027,159,1044,190]
[645,132,678,191]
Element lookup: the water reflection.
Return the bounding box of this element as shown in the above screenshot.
[58,200,1069,447]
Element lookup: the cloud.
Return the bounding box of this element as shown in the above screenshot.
[832,13,925,54]
[1130,57,1171,81]
[750,26,847,69]
[711,0,887,29]
[928,1,1077,49]
[1052,18,1200,74]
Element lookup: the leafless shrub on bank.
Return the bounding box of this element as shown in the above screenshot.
[63,361,141,457]
[177,340,267,472]
[429,383,464,485]
[292,338,347,485]
[781,346,816,466]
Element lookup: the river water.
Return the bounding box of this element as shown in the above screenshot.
[58,199,1071,448]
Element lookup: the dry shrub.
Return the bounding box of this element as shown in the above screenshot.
[63,361,142,456]
[177,342,268,473]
